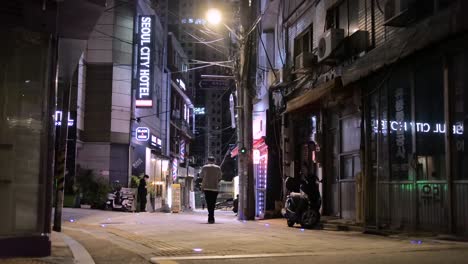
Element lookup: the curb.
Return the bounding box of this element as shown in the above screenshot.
[60,233,95,264]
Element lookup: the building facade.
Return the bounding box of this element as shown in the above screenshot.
[267,0,467,235]
[0,0,106,257]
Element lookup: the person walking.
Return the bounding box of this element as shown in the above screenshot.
[138,175,149,212]
[200,156,222,224]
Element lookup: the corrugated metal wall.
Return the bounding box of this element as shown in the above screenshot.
[378,182,415,229]
[454,182,468,235]
[417,182,449,232]
[341,180,356,219]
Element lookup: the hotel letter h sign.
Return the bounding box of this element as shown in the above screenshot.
[136,15,155,108]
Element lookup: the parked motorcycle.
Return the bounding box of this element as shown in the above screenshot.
[106,181,134,211]
[282,176,321,229]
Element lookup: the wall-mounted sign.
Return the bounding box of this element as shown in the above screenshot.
[199,79,230,90]
[194,107,205,115]
[229,94,236,128]
[136,127,150,141]
[177,79,186,90]
[136,15,155,108]
[55,111,74,126]
[253,149,261,165]
[150,134,162,147]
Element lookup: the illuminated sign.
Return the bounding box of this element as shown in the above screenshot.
[55,111,74,126]
[136,16,154,108]
[394,88,406,159]
[229,94,236,128]
[253,149,261,164]
[181,18,206,24]
[371,120,464,135]
[177,79,186,90]
[136,127,150,141]
[150,134,163,147]
[194,107,205,115]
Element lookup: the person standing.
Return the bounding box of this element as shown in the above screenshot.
[138,175,149,212]
[200,156,222,224]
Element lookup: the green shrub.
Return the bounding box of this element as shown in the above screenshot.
[130,175,140,188]
[75,168,110,209]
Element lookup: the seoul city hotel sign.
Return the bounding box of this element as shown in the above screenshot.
[136,15,154,108]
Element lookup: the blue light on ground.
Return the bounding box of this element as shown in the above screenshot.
[410,240,422,244]
[265,223,270,227]
[69,219,75,223]
[101,224,106,228]
[193,248,203,252]
[300,229,305,232]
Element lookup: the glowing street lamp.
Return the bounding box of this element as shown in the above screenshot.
[206,8,222,25]
[205,8,239,40]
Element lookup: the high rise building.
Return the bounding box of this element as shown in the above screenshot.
[165,0,239,167]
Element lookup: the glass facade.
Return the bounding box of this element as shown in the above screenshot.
[366,54,466,232]
[0,28,52,236]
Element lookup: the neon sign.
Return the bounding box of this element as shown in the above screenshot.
[150,134,162,147]
[136,127,150,141]
[55,111,74,127]
[136,16,154,108]
[194,107,205,115]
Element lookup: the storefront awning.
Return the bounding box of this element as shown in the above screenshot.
[230,137,266,158]
[284,78,341,114]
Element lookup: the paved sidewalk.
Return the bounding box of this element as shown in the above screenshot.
[60,208,468,264]
[0,232,75,264]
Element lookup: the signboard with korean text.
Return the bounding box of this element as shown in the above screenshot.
[171,184,181,213]
[150,134,162,148]
[136,15,155,108]
[198,79,230,90]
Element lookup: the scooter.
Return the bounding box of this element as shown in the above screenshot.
[106,181,134,211]
[282,176,321,229]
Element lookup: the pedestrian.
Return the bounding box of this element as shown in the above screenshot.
[138,175,149,212]
[200,156,222,224]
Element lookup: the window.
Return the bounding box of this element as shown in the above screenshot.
[450,51,468,180]
[294,27,312,59]
[414,59,445,180]
[326,0,359,37]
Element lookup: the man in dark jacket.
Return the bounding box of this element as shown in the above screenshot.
[138,175,149,212]
[200,156,222,223]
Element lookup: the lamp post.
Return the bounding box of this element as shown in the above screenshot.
[206,8,255,220]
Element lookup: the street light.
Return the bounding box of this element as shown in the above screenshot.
[206,8,222,25]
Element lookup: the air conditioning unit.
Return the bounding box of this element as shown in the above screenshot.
[268,68,289,87]
[295,52,317,70]
[384,0,418,27]
[317,28,345,63]
[346,30,370,56]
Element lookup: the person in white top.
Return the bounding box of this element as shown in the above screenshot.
[200,156,222,223]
